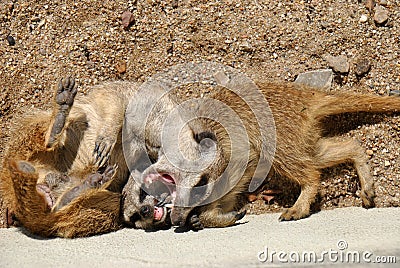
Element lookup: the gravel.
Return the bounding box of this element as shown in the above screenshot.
[0,0,399,227]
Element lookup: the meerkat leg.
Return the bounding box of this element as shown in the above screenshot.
[52,165,117,212]
[315,137,375,208]
[279,175,320,221]
[45,76,78,149]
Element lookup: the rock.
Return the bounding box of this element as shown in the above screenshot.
[121,11,135,29]
[384,160,391,167]
[6,35,15,46]
[379,0,388,6]
[354,58,371,77]
[366,149,374,156]
[389,90,400,97]
[294,69,333,91]
[324,54,350,74]
[374,5,389,25]
[239,41,253,53]
[116,60,127,74]
[359,14,368,23]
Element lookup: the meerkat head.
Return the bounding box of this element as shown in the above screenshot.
[140,126,233,227]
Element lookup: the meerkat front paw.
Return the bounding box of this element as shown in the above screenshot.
[93,136,117,167]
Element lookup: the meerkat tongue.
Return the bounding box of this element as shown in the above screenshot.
[154,206,164,221]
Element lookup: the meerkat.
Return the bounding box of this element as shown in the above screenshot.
[137,81,400,229]
[0,77,141,237]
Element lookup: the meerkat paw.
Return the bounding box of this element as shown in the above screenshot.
[361,187,375,209]
[199,209,247,228]
[189,214,204,231]
[86,165,117,187]
[46,77,78,149]
[279,207,310,221]
[93,136,117,167]
[55,76,78,107]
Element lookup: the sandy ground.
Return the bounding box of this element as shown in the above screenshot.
[0,0,399,229]
[0,207,399,267]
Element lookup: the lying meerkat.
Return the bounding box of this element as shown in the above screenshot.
[0,78,140,237]
[138,81,400,229]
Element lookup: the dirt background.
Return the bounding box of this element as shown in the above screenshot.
[0,0,399,227]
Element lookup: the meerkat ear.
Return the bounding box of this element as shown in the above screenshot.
[8,160,36,175]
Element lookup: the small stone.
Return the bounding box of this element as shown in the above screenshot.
[239,41,253,53]
[6,35,15,46]
[389,90,400,97]
[379,0,388,6]
[294,69,333,91]
[374,5,389,25]
[324,54,350,74]
[354,58,371,77]
[116,60,127,74]
[384,160,391,167]
[366,149,374,156]
[360,14,368,23]
[248,194,257,202]
[121,11,135,29]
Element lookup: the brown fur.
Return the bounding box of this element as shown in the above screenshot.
[143,81,400,228]
[0,79,139,237]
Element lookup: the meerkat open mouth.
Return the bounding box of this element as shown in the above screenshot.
[143,173,177,222]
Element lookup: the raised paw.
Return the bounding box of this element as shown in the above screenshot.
[86,165,117,187]
[55,76,78,107]
[189,214,204,231]
[93,136,116,167]
[278,207,310,221]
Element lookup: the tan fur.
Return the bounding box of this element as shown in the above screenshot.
[144,82,400,227]
[0,80,139,237]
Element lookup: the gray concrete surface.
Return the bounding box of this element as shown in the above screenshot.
[0,207,399,267]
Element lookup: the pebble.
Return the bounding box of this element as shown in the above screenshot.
[359,14,368,23]
[389,90,400,97]
[374,5,389,25]
[384,160,391,167]
[7,35,15,46]
[121,11,135,29]
[239,41,253,53]
[354,58,371,77]
[115,60,127,74]
[379,0,388,6]
[324,54,350,74]
[366,149,374,156]
[294,69,333,91]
